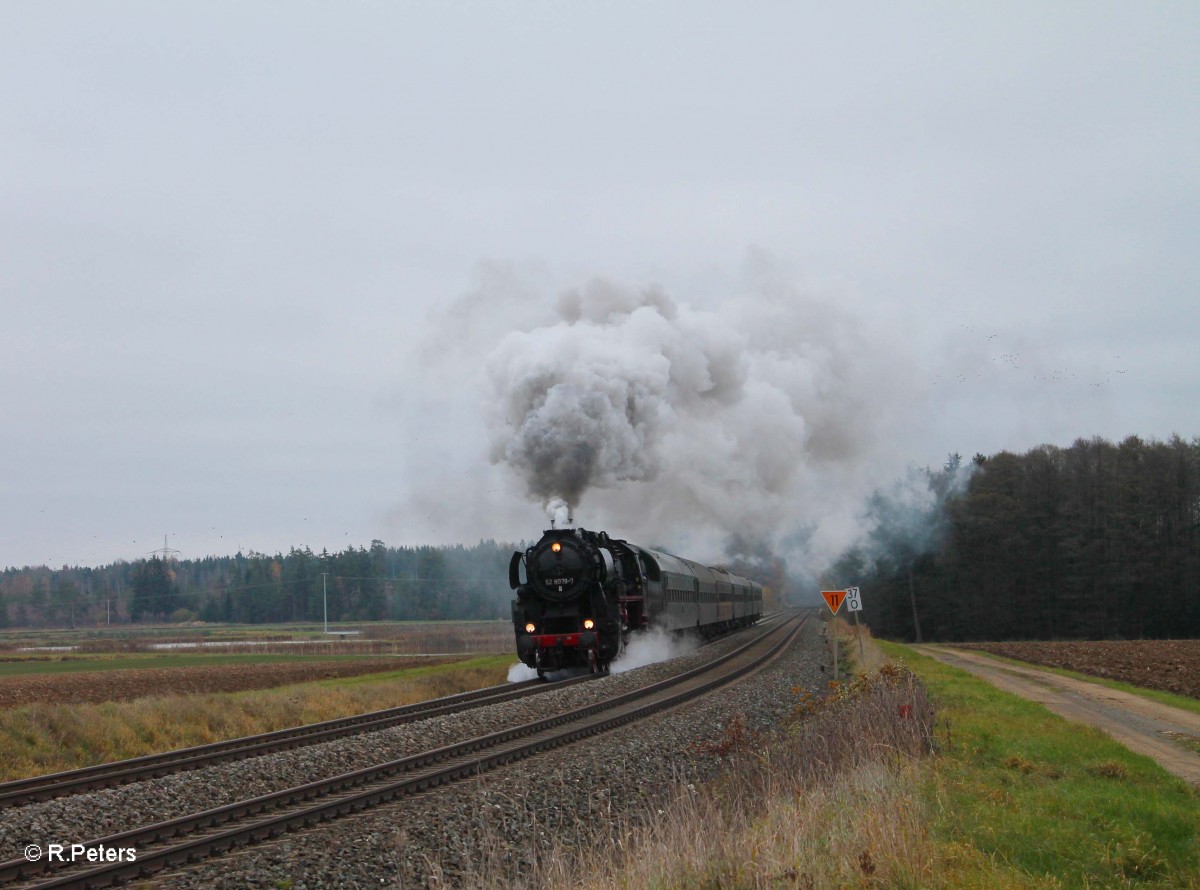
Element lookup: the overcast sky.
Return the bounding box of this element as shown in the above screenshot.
[2,2,1197,570]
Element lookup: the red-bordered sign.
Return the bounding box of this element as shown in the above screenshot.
[821,590,846,613]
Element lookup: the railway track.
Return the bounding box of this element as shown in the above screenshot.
[0,676,589,808]
[2,612,804,889]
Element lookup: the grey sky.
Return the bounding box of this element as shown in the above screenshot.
[2,2,1196,569]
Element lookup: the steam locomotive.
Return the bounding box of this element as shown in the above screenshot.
[509,527,763,677]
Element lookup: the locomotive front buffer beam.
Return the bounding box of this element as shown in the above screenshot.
[518,630,602,675]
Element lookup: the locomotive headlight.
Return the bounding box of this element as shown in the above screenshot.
[551,542,562,553]
[583,618,594,630]
[524,622,536,634]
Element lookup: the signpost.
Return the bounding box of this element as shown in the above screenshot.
[821,588,867,676]
[845,587,861,612]
[845,586,865,660]
[821,590,846,679]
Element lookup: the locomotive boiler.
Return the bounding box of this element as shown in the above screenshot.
[509,527,763,677]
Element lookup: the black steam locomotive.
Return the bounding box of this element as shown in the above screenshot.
[509,527,763,677]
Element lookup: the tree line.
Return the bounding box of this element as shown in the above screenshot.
[830,435,1200,641]
[0,540,520,627]
[6,433,1196,638]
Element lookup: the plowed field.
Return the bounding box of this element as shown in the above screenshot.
[957,640,1200,700]
[0,657,460,708]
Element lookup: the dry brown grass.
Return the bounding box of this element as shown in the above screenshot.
[0,656,510,781]
[458,656,939,890]
[836,616,889,674]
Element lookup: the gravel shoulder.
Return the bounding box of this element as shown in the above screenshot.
[917,645,1200,787]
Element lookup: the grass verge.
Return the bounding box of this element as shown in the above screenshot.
[0,654,511,782]
[881,641,1199,888]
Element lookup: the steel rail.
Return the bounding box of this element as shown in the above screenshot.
[0,677,589,808]
[4,612,804,889]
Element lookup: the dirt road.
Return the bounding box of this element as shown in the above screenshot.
[956,639,1200,699]
[917,646,1200,788]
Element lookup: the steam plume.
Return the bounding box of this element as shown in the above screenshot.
[477,262,919,566]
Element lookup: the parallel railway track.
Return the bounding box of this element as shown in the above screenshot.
[3,612,804,889]
[0,676,584,808]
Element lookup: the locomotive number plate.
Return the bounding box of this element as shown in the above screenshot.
[546,577,575,586]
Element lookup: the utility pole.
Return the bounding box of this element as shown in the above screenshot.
[908,563,923,644]
[321,573,329,634]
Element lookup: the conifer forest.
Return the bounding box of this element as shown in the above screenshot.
[835,435,1200,641]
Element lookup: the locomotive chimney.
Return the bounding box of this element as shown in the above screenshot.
[547,496,572,529]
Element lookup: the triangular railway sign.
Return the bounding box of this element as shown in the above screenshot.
[821,590,846,614]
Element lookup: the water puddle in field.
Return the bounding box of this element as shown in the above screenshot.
[17,635,369,653]
[147,637,362,650]
[16,645,79,652]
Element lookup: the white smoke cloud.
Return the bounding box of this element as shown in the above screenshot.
[546,496,571,528]
[478,266,919,560]
[484,279,758,522]
[402,256,927,580]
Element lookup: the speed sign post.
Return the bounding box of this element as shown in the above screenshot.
[821,590,846,679]
[845,586,865,660]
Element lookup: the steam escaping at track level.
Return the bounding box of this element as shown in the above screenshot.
[608,626,698,674]
[505,627,698,682]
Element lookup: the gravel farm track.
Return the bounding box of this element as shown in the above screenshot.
[917,641,1200,788]
[953,639,1200,699]
[0,658,461,709]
